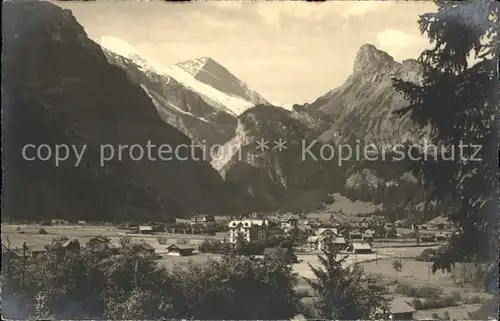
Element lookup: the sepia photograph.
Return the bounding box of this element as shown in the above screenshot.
[2,0,499,320]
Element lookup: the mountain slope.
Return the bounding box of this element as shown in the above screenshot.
[2,0,239,222]
[309,44,427,144]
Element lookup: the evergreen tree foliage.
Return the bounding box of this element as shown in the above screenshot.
[393,0,499,272]
[304,238,389,320]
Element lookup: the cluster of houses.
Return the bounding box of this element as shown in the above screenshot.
[226,214,377,253]
[1,235,199,260]
[225,212,454,253]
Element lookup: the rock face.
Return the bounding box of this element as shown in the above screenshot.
[211,105,342,212]
[309,44,427,144]
[209,45,429,213]
[2,0,238,222]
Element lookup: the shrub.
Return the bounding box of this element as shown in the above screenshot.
[442,293,460,307]
[157,236,168,245]
[448,291,462,302]
[412,298,423,310]
[176,238,189,245]
[450,263,488,289]
[395,282,443,298]
[392,259,403,272]
[465,295,485,304]
[415,248,436,262]
[412,294,459,311]
[198,239,224,254]
[296,289,310,298]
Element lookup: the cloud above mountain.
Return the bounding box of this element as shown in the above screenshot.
[55,0,437,105]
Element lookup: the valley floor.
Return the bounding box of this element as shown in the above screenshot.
[2,223,493,320]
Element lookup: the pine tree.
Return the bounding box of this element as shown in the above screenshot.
[393,0,499,271]
[305,238,389,319]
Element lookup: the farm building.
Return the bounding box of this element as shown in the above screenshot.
[387,297,415,320]
[138,226,153,234]
[361,232,374,243]
[418,233,436,243]
[318,235,346,251]
[25,245,48,258]
[352,242,372,254]
[349,230,363,241]
[166,244,194,256]
[51,219,69,225]
[435,232,448,242]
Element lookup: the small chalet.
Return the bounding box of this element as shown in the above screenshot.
[280,214,299,230]
[26,245,48,258]
[418,233,436,243]
[352,242,372,254]
[190,215,215,226]
[62,239,81,252]
[349,230,363,241]
[318,234,346,251]
[388,297,415,320]
[166,244,194,256]
[435,232,448,242]
[362,230,374,243]
[51,218,69,225]
[138,226,153,234]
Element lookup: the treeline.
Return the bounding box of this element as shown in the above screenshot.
[2,237,389,320]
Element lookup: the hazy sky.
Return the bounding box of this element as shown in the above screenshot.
[56,0,437,105]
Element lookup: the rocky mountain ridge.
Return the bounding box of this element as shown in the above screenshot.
[310,43,428,144]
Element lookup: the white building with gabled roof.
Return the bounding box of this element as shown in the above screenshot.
[228,218,269,243]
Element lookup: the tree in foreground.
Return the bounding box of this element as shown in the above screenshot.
[304,238,389,320]
[393,0,499,272]
[170,250,301,319]
[2,236,301,320]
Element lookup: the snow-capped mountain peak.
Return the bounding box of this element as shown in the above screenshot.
[175,56,270,108]
[176,56,215,75]
[96,36,267,116]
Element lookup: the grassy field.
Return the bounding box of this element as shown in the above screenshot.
[1,224,224,252]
